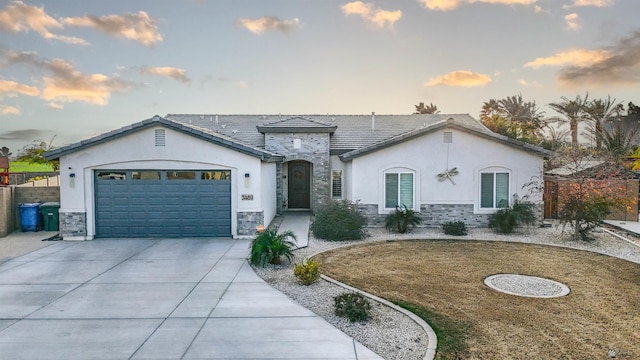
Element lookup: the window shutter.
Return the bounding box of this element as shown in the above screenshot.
[385,173,398,208]
[332,170,342,198]
[399,173,413,208]
[495,173,509,208]
[480,173,494,208]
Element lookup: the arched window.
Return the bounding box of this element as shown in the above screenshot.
[479,169,511,209]
[384,169,414,209]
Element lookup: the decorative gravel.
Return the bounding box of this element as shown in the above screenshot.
[251,221,640,360]
[484,274,571,298]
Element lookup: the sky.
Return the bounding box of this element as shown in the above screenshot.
[0,0,639,154]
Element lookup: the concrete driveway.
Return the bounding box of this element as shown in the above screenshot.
[0,237,381,359]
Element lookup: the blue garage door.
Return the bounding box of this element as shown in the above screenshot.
[95,170,231,238]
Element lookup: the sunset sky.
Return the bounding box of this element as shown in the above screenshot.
[0,0,638,152]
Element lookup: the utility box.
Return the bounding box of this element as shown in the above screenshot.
[40,202,60,231]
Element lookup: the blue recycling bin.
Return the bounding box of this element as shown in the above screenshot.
[18,203,42,232]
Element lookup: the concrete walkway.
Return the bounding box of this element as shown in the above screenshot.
[278,212,311,248]
[0,227,381,359]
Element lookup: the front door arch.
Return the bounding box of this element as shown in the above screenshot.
[288,161,311,209]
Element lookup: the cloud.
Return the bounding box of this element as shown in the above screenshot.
[418,0,537,11]
[563,0,614,9]
[0,129,46,140]
[62,11,162,47]
[0,50,131,106]
[140,66,191,83]
[564,13,581,31]
[0,79,40,97]
[0,1,87,45]
[524,49,611,68]
[518,79,541,87]
[236,16,299,34]
[48,102,63,109]
[425,70,492,87]
[341,2,402,29]
[556,31,640,87]
[0,104,20,115]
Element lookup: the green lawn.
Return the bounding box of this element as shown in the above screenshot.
[8,161,54,172]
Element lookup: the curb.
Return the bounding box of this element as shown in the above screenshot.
[320,274,437,360]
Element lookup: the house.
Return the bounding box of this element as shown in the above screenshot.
[44,113,551,240]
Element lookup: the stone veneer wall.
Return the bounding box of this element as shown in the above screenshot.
[264,132,331,213]
[357,203,493,227]
[60,212,87,238]
[237,211,263,237]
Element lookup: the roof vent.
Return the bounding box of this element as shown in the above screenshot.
[221,124,226,129]
[232,129,238,134]
[371,112,375,131]
[200,115,204,120]
[188,120,192,124]
[155,129,166,147]
[215,115,219,124]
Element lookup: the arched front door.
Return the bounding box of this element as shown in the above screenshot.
[288,161,311,209]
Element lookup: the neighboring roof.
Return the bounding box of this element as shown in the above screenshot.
[44,115,283,162]
[545,160,605,176]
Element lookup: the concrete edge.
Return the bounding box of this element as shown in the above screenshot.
[320,274,437,360]
[599,227,640,249]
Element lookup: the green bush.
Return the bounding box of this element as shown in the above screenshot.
[293,258,319,285]
[488,196,536,234]
[385,205,422,233]
[311,200,367,241]
[249,227,297,266]
[334,292,372,322]
[442,220,468,236]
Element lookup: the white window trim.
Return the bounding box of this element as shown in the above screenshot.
[477,167,512,213]
[382,168,416,212]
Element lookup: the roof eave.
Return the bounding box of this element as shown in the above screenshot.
[45,116,281,162]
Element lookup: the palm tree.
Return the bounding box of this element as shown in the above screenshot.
[548,94,589,148]
[480,95,544,143]
[414,102,440,114]
[585,96,622,149]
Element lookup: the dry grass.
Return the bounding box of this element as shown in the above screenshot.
[315,239,640,359]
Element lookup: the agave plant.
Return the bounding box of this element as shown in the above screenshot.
[250,227,297,266]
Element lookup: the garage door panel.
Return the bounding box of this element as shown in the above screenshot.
[95,170,232,238]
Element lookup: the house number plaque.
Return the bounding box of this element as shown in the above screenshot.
[241,194,254,200]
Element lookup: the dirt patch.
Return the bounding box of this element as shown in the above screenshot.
[315,239,640,359]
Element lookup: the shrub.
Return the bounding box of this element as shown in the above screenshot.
[311,200,367,241]
[488,196,536,234]
[334,292,371,322]
[443,220,468,236]
[249,227,297,267]
[293,258,319,285]
[385,205,422,233]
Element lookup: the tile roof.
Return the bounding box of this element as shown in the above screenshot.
[167,113,551,156]
[44,115,283,162]
[45,113,551,161]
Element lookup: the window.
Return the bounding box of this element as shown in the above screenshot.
[132,171,160,180]
[96,171,126,180]
[385,172,413,209]
[167,171,195,180]
[480,172,510,208]
[331,170,342,199]
[201,170,230,180]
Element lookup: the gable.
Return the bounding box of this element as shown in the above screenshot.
[45,115,282,162]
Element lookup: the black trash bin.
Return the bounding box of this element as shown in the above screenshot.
[18,203,42,232]
[40,202,60,231]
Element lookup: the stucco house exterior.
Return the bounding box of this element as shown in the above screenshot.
[45,113,551,240]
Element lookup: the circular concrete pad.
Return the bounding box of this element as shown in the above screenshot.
[484,274,570,298]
